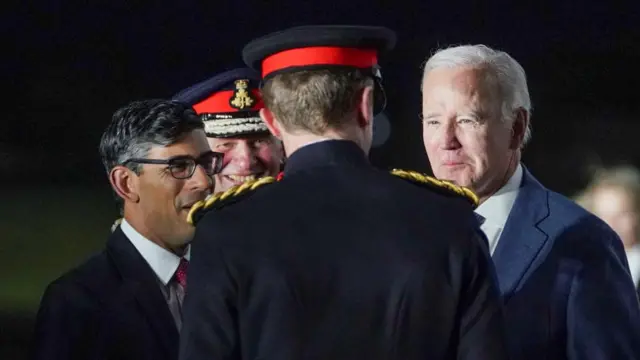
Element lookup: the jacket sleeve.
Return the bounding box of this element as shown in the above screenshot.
[566,227,640,359]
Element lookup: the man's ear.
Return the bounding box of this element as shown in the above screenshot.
[260,108,282,139]
[272,136,286,165]
[356,86,375,128]
[109,165,140,204]
[509,108,529,150]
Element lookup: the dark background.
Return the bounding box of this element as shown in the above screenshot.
[3,1,640,358]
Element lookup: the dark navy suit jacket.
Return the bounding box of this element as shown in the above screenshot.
[495,166,640,359]
[32,228,179,360]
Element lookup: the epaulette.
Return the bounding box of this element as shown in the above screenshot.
[390,169,479,208]
[187,176,278,226]
[111,218,123,233]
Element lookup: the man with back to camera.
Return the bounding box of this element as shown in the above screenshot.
[179,26,510,360]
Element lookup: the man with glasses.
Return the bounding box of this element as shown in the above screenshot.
[33,99,222,360]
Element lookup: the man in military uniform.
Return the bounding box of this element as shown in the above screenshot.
[173,68,284,193]
[179,26,509,360]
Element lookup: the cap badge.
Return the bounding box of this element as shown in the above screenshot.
[229,79,256,110]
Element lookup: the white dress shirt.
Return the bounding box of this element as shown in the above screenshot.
[474,164,524,255]
[120,219,190,286]
[625,244,640,287]
[120,219,190,329]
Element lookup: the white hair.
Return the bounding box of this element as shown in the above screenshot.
[422,44,532,145]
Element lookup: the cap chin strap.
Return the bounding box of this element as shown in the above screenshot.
[366,65,387,115]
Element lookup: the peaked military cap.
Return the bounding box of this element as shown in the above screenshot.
[172,68,269,138]
[242,25,396,78]
[241,25,396,114]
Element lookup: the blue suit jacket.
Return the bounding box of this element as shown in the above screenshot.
[495,166,640,359]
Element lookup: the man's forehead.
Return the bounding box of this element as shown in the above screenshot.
[423,67,500,110]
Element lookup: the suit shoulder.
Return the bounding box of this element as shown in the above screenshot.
[188,176,279,226]
[390,169,479,208]
[45,251,116,298]
[542,190,622,252]
[547,190,612,231]
[35,253,115,343]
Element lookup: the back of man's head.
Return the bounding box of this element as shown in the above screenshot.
[242,25,395,142]
[261,69,374,135]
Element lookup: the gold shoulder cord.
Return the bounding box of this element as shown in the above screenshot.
[111,218,123,233]
[390,169,479,208]
[187,176,277,225]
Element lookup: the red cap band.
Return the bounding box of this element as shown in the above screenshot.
[261,46,378,78]
[193,89,264,114]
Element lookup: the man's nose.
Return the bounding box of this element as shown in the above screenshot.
[188,165,212,192]
[232,144,258,170]
[438,122,462,150]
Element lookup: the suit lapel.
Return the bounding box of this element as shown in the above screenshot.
[492,167,550,297]
[107,228,179,355]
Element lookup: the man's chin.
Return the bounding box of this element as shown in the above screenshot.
[435,169,473,188]
[179,208,195,222]
[214,177,244,193]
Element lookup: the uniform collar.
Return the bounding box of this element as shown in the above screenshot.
[120,219,190,286]
[284,139,369,176]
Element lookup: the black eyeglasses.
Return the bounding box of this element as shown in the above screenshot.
[122,151,224,179]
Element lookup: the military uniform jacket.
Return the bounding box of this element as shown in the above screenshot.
[179,140,509,360]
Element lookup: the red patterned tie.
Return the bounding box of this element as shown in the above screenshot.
[175,258,189,289]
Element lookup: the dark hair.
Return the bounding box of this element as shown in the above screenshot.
[99,99,204,174]
[261,69,373,135]
[99,99,204,214]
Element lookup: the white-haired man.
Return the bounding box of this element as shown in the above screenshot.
[421,44,640,360]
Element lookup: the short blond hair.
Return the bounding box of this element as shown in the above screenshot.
[261,69,373,135]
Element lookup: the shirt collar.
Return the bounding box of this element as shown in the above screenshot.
[120,219,190,285]
[475,163,523,229]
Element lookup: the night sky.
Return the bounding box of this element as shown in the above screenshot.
[6,0,640,194]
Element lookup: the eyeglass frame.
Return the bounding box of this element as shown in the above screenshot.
[121,150,224,180]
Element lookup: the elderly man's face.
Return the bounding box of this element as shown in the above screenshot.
[208,133,283,193]
[422,66,516,199]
